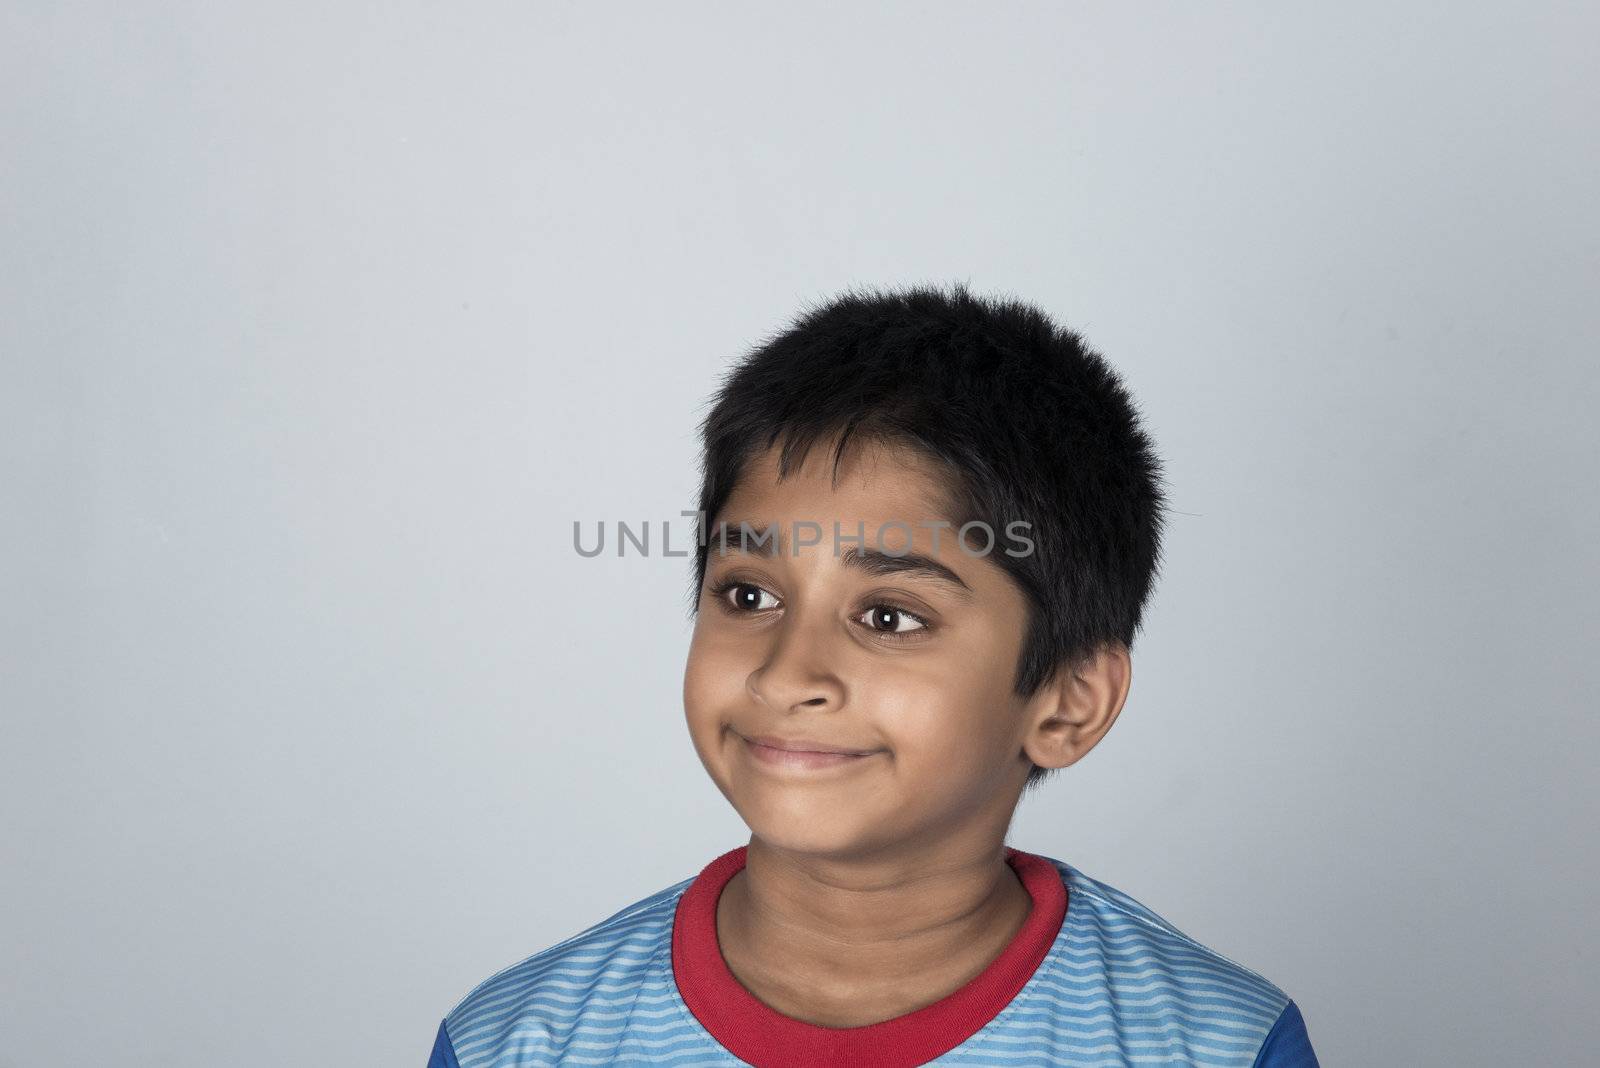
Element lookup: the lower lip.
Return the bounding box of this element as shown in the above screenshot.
[741,737,881,770]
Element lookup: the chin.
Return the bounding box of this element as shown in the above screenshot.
[737,792,901,859]
[751,827,881,861]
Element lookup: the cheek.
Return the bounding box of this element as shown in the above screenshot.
[682,624,748,729]
[865,664,1007,762]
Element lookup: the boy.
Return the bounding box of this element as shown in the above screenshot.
[426,285,1320,1066]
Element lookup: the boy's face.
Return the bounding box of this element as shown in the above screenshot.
[683,438,1057,860]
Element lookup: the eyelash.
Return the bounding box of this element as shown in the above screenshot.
[706,578,934,642]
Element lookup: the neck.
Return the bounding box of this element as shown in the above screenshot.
[716,831,1035,1025]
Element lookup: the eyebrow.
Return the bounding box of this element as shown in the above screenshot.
[708,521,975,601]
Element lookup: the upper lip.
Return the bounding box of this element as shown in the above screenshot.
[742,733,881,756]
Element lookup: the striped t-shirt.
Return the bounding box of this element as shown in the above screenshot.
[427,845,1319,1067]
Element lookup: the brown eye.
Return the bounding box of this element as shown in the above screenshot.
[723,582,779,612]
[858,604,928,635]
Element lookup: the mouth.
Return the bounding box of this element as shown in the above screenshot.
[736,732,885,771]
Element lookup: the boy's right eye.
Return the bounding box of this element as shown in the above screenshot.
[716,581,781,613]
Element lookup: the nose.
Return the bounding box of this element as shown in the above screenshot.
[746,607,847,714]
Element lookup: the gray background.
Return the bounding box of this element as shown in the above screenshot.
[3,3,1597,1065]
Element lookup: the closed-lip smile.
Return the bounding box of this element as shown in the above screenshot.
[736,732,885,770]
[742,733,880,756]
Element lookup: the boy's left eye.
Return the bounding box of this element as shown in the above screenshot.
[857,604,928,635]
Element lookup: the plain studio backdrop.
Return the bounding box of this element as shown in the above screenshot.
[3,3,1597,1066]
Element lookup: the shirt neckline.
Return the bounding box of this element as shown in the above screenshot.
[670,844,1069,1068]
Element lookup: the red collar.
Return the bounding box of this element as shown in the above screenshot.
[671,845,1068,1068]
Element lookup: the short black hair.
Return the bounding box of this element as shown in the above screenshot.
[691,283,1170,791]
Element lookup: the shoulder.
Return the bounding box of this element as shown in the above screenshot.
[436,874,696,1068]
[1022,855,1308,1066]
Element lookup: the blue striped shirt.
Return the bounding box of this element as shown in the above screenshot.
[427,847,1318,1067]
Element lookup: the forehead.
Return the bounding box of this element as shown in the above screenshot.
[718,436,960,526]
[708,437,1027,613]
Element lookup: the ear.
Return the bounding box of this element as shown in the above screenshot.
[1020,642,1133,771]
